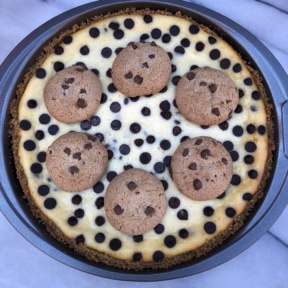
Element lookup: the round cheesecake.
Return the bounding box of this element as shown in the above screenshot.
[11,10,273,269]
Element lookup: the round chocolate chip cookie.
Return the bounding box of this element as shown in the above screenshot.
[176,67,239,125]
[171,136,233,201]
[104,168,167,235]
[46,132,108,192]
[44,65,102,123]
[111,41,172,97]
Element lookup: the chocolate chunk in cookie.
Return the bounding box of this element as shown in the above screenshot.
[176,67,238,125]
[104,168,167,235]
[44,65,102,123]
[171,136,233,201]
[46,132,108,192]
[111,42,171,97]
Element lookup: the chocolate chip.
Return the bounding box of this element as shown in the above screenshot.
[145,206,155,215]
[76,98,87,108]
[127,181,137,190]
[150,41,157,46]
[195,139,203,145]
[222,158,228,165]
[188,163,197,170]
[80,88,86,94]
[75,67,85,72]
[84,143,92,150]
[201,149,211,159]
[209,83,217,93]
[193,179,202,190]
[125,71,133,79]
[87,134,97,142]
[199,81,206,86]
[186,72,195,80]
[211,107,220,116]
[61,84,69,90]
[131,43,138,50]
[168,197,180,209]
[177,209,188,220]
[134,75,143,84]
[142,62,149,68]
[64,147,71,156]
[69,166,79,175]
[65,78,74,84]
[73,152,81,160]
[182,148,189,156]
[148,54,155,59]
[114,205,124,215]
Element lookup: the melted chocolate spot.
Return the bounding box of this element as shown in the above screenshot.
[114,205,124,215]
[201,149,211,159]
[127,181,137,190]
[134,75,143,84]
[69,166,79,175]
[193,179,202,190]
[145,206,155,216]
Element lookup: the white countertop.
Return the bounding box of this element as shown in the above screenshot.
[1,0,288,287]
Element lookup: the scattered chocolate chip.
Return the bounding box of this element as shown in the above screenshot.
[64,147,71,156]
[125,71,133,79]
[69,166,79,175]
[131,43,138,50]
[76,98,87,108]
[134,75,143,84]
[73,152,81,160]
[177,209,188,220]
[193,179,202,190]
[114,204,124,215]
[145,206,155,215]
[199,81,206,86]
[211,107,220,116]
[127,181,137,190]
[182,148,189,156]
[148,54,155,59]
[142,62,149,68]
[80,88,86,94]
[209,83,217,93]
[150,41,157,46]
[188,163,197,170]
[201,149,211,159]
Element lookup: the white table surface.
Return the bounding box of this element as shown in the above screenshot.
[1,0,288,287]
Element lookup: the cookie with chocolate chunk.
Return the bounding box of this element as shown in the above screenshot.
[111,42,171,97]
[176,67,238,125]
[46,132,108,192]
[104,168,167,235]
[171,136,233,201]
[44,65,102,123]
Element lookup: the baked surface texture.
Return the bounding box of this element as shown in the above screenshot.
[11,9,273,269]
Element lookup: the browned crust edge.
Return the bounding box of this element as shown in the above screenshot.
[9,8,274,271]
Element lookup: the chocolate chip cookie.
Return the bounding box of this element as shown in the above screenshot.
[176,67,239,125]
[46,132,108,192]
[44,65,102,123]
[104,168,167,235]
[171,136,233,201]
[112,41,171,97]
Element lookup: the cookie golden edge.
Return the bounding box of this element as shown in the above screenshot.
[9,8,275,270]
